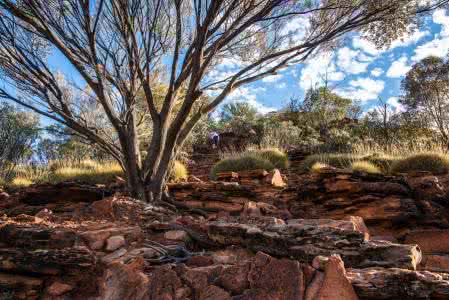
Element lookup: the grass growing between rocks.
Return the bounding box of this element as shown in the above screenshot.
[3,159,190,187]
[390,153,449,174]
[211,149,286,180]
[300,153,359,172]
[302,151,449,175]
[169,161,189,182]
[351,161,382,174]
[50,161,124,184]
[257,148,289,169]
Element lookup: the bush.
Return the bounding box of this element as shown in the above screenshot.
[257,148,289,169]
[351,161,382,174]
[211,153,274,179]
[169,161,188,182]
[390,153,449,174]
[300,153,357,171]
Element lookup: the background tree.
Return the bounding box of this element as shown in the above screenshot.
[401,55,449,148]
[0,0,446,201]
[0,103,39,181]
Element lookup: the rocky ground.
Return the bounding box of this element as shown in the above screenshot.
[3,153,449,299]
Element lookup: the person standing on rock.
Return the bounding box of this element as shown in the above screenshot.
[209,131,220,149]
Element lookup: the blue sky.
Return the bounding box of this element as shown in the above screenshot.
[222,8,449,114]
[3,7,449,123]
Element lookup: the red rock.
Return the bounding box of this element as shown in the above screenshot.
[314,255,358,300]
[243,201,261,217]
[164,230,189,241]
[239,169,269,178]
[98,257,149,299]
[105,235,126,251]
[247,252,305,299]
[324,180,362,193]
[344,216,370,241]
[265,169,286,188]
[0,273,43,300]
[420,254,449,272]
[186,255,214,267]
[404,229,449,253]
[200,285,232,300]
[47,281,73,296]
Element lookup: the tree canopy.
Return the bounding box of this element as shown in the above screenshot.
[0,0,447,200]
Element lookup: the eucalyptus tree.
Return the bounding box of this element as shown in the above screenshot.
[0,0,447,201]
[401,55,449,148]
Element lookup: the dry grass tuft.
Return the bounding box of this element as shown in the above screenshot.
[351,161,382,174]
[390,153,449,174]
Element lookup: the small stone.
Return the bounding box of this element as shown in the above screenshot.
[47,282,73,296]
[243,201,261,217]
[312,256,329,271]
[106,235,126,251]
[265,169,286,188]
[164,230,189,241]
[102,248,127,264]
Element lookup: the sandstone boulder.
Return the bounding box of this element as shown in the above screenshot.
[204,218,421,269]
[348,267,449,299]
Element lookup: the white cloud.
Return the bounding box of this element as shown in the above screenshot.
[336,78,385,102]
[336,47,369,74]
[226,86,276,114]
[433,9,449,37]
[387,97,405,112]
[353,29,429,56]
[299,52,345,89]
[371,68,383,77]
[262,74,283,83]
[352,36,382,56]
[277,82,287,89]
[386,56,411,78]
[413,37,449,61]
[413,9,449,61]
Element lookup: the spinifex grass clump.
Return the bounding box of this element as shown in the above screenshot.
[351,161,382,174]
[310,162,331,173]
[257,148,289,169]
[50,161,124,184]
[211,152,275,180]
[169,161,188,182]
[300,153,358,172]
[360,153,398,173]
[391,153,449,174]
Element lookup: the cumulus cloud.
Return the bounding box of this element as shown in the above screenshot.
[336,47,369,74]
[336,78,385,102]
[353,28,429,56]
[371,68,383,77]
[413,9,449,61]
[387,97,406,112]
[226,86,276,114]
[262,74,283,83]
[386,56,411,78]
[299,52,345,90]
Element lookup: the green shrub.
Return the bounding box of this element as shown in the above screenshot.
[169,161,188,182]
[211,153,274,180]
[257,148,289,169]
[390,153,449,174]
[300,153,357,171]
[351,161,382,174]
